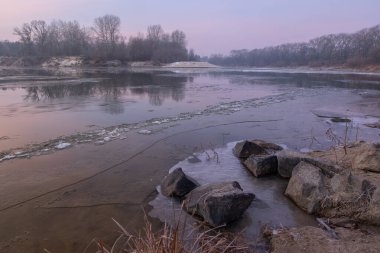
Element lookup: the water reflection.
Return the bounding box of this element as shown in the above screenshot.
[7,72,189,113]
[223,71,380,90]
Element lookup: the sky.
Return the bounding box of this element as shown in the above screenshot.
[0,0,379,55]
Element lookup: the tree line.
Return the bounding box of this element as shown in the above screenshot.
[208,24,380,67]
[0,15,200,63]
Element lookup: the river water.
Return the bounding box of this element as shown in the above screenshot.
[0,66,379,252]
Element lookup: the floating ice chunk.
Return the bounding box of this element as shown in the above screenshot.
[152,121,161,124]
[95,140,105,145]
[104,137,111,142]
[97,130,107,136]
[42,148,50,152]
[0,154,16,162]
[14,151,25,155]
[138,130,152,135]
[78,139,92,143]
[55,142,71,149]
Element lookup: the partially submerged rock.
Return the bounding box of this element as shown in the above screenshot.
[160,168,199,198]
[233,140,267,159]
[183,181,255,227]
[270,226,380,253]
[244,155,278,177]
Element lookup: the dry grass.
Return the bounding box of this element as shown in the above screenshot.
[85,217,252,253]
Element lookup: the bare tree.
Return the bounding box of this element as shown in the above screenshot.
[13,23,33,55]
[30,20,49,55]
[92,14,121,46]
[147,25,164,42]
[171,30,186,47]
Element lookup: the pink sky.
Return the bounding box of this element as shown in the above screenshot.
[1,0,379,55]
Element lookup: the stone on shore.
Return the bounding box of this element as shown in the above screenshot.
[285,161,328,213]
[276,150,310,178]
[160,168,199,198]
[251,139,283,152]
[233,141,267,159]
[183,181,255,227]
[244,155,278,177]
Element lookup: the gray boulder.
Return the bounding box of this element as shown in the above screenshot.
[251,139,283,152]
[244,155,278,177]
[277,150,309,178]
[233,141,267,159]
[160,168,199,198]
[277,150,342,178]
[183,181,255,227]
[285,161,328,213]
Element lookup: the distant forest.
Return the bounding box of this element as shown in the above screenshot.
[0,15,200,63]
[208,25,380,67]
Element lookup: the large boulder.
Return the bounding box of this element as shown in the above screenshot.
[251,139,283,152]
[183,181,255,227]
[233,141,267,159]
[277,150,309,178]
[277,150,341,178]
[160,168,199,198]
[285,159,380,224]
[308,141,380,173]
[285,161,328,213]
[244,155,278,177]
[350,142,380,173]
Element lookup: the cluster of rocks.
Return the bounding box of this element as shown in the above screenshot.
[159,139,380,251]
[235,140,380,225]
[160,168,255,227]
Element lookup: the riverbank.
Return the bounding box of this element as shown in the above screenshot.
[1,56,380,73]
[0,56,218,69]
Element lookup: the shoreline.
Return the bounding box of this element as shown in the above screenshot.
[1,56,380,74]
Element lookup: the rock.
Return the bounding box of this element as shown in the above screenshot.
[233,140,267,159]
[270,226,380,253]
[183,181,255,227]
[160,168,199,198]
[308,141,380,173]
[244,155,278,177]
[285,161,328,213]
[277,150,341,178]
[277,150,309,178]
[54,142,72,149]
[351,142,380,173]
[251,139,283,152]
